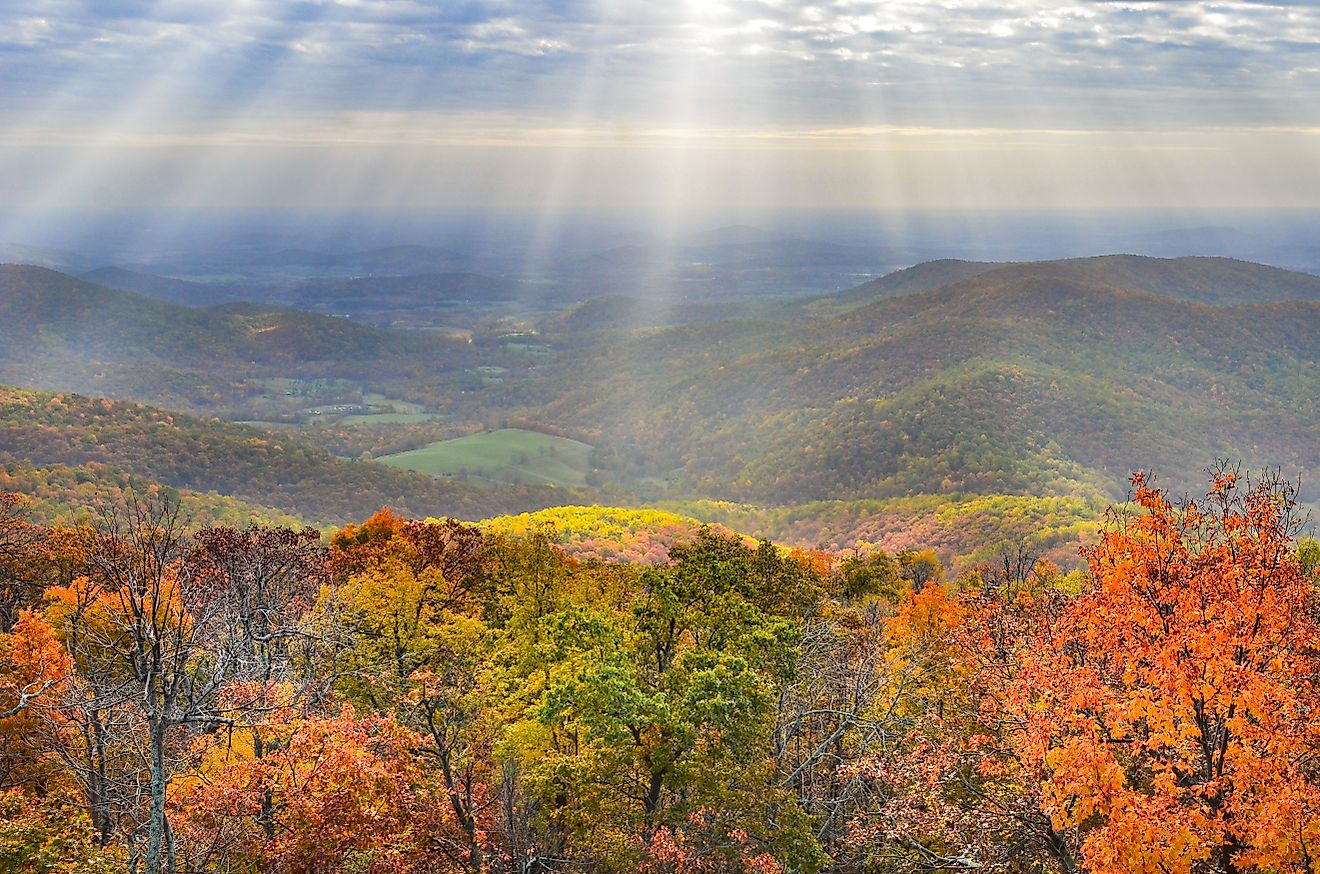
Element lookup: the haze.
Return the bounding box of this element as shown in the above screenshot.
[4,0,1320,248]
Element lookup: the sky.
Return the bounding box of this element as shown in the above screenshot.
[2,0,1320,226]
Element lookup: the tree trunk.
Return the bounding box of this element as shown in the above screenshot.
[145,720,169,874]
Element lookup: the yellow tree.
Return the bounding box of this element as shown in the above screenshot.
[328,509,496,871]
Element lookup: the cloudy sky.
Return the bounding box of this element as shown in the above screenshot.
[2,0,1320,220]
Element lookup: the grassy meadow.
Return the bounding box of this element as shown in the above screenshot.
[376,428,593,487]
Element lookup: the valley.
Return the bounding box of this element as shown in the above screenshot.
[2,242,1317,571]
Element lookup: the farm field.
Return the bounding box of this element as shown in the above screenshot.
[375,427,593,487]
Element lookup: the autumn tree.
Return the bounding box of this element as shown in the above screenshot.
[0,610,74,796]
[1020,468,1320,874]
[773,588,907,864]
[831,548,901,603]
[328,508,496,871]
[514,529,824,872]
[176,706,445,874]
[0,492,43,633]
[896,549,944,593]
[848,559,1085,874]
[0,788,121,874]
[175,524,330,867]
[46,496,329,874]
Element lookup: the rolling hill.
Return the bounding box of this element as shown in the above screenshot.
[813,258,1005,309]
[79,266,234,306]
[527,256,1320,507]
[0,264,447,363]
[7,252,1320,562]
[0,264,481,415]
[821,254,1320,310]
[0,459,309,529]
[0,384,577,525]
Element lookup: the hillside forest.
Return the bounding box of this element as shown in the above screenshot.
[10,0,1320,864]
[4,252,1320,573]
[2,240,1320,874]
[1,465,1318,874]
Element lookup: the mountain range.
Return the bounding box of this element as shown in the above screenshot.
[2,251,1318,560]
[531,255,1320,505]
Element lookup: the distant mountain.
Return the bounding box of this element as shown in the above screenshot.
[529,255,1320,506]
[822,254,1320,309]
[80,265,235,306]
[0,264,476,413]
[560,238,899,274]
[0,264,432,364]
[679,225,786,247]
[245,248,349,269]
[1006,255,1320,305]
[285,271,523,315]
[351,244,474,274]
[244,244,472,275]
[546,237,908,301]
[0,243,89,271]
[815,259,1005,309]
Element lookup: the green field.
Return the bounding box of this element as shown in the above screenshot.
[375,428,593,487]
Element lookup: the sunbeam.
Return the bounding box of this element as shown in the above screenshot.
[3,6,1320,873]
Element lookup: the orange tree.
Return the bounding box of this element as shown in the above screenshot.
[840,565,1082,874]
[1021,468,1320,874]
[174,705,447,874]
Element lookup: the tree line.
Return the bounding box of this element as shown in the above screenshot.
[0,465,1317,874]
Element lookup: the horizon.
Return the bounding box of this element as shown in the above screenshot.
[4,1,1320,251]
[8,207,1320,272]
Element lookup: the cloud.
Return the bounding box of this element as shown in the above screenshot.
[2,1,1319,214]
[1,0,1317,129]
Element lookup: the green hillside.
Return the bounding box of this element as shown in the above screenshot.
[0,459,309,529]
[0,385,578,524]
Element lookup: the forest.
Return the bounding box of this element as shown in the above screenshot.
[8,0,1320,871]
[1,465,1317,874]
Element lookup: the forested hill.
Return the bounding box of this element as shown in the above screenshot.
[0,459,308,529]
[534,256,1320,505]
[6,255,1320,535]
[816,257,1006,308]
[0,264,477,413]
[0,385,575,524]
[78,265,229,306]
[821,253,1320,309]
[0,264,417,361]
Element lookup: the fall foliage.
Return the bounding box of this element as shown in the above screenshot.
[0,466,1316,873]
